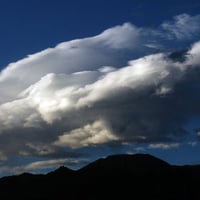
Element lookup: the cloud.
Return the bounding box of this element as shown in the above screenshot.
[1,14,199,104]
[0,14,200,175]
[54,120,118,148]
[0,23,144,104]
[196,128,200,137]
[0,158,89,175]
[161,14,200,40]
[188,141,198,147]
[148,143,180,150]
[0,152,7,161]
[23,158,86,171]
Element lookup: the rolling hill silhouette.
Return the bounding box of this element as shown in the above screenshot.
[0,154,200,199]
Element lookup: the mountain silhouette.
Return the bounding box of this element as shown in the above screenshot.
[80,154,169,172]
[0,154,200,199]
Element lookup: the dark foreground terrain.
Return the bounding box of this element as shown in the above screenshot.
[0,154,200,199]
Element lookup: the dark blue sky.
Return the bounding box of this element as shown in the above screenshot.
[0,0,200,68]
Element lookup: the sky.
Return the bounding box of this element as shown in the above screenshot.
[0,0,200,176]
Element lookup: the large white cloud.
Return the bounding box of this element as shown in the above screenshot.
[1,14,199,103]
[0,23,143,103]
[0,14,200,175]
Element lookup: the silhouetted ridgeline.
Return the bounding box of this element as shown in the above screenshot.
[0,154,200,199]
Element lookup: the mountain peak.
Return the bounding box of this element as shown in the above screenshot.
[105,153,170,166]
[79,153,170,175]
[47,166,74,176]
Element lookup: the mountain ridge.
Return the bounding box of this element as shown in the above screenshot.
[0,153,200,199]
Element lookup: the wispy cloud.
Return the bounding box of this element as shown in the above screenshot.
[148,143,180,150]
[23,158,87,171]
[161,14,200,40]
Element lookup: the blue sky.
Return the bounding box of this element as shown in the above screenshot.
[0,0,200,176]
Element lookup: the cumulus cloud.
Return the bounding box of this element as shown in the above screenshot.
[0,14,200,175]
[0,23,144,104]
[54,120,118,148]
[1,14,199,104]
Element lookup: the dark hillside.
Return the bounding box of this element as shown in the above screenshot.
[0,154,200,199]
